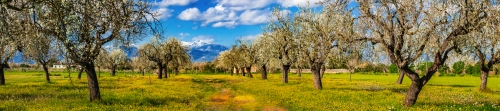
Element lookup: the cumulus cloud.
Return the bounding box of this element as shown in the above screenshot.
[212,21,237,28]
[178,8,201,20]
[176,0,318,28]
[152,0,197,20]
[239,10,271,25]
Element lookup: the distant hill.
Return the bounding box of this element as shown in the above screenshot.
[11,42,229,63]
[188,44,229,62]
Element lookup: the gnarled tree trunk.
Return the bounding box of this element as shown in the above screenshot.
[174,67,179,76]
[246,67,253,78]
[282,64,290,83]
[141,69,145,76]
[165,65,169,78]
[397,70,405,84]
[42,64,50,82]
[110,66,116,76]
[310,63,323,90]
[404,78,423,106]
[230,67,234,76]
[0,65,5,85]
[297,66,302,77]
[480,68,489,90]
[241,67,246,76]
[261,65,267,80]
[82,63,101,102]
[235,67,239,76]
[157,63,163,79]
[78,67,84,79]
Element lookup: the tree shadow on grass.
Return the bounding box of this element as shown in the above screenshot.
[416,101,499,110]
[326,86,408,93]
[427,84,475,88]
[100,96,194,107]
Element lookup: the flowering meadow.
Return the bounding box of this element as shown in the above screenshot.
[1,71,499,110]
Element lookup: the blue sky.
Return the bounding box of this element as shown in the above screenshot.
[138,0,325,47]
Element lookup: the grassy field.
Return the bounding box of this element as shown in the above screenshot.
[1,70,499,110]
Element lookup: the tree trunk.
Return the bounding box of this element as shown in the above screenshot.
[320,64,326,78]
[396,70,404,84]
[141,69,145,76]
[0,65,5,85]
[261,65,267,80]
[310,63,323,90]
[42,64,51,83]
[480,68,489,91]
[235,67,239,76]
[350,72,353,81]
[165,65,169,78]
[157,63,163,79]
[246,67,253,78]
[241,67,246,76]
[282,64,290,83]
[175,67,179,76]
[110,66,116,76]
[404,78,423,106]
[297,66,302,77]
[230,67,234,76]
[132,68,135,77]
[82,63,102,102]
[78,67,84,79]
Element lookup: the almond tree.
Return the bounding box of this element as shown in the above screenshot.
[106,49,127,76]
[294,1,354,90]
[237,41,255,78]
[0,4,24,85]
[94,49,108,78]
[163,37,191,76]
[263,8,298,83]
[138,37,166,79]
[131,57,152,76]
[466,7,500,90]
[252,35,274,79]
[217,50,240,76]
[24,33,57,82]
[34,0,157,101]
[355,0,488,106]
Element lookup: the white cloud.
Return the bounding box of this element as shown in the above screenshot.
[212,21,237,28]
[175,0,319,28]
[179,33,190,37]
[146,8,173,21]
[239,10,271,25]
[217,0,273,11]
[178,8,201,20]
[155,0,197,7]
[276,0,322,7]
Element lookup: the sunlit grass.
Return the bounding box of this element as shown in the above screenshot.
[1,70,499,110]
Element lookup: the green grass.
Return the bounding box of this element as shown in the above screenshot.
[1,70,499,110]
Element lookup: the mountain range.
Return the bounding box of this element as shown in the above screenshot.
[12,41,229,64]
